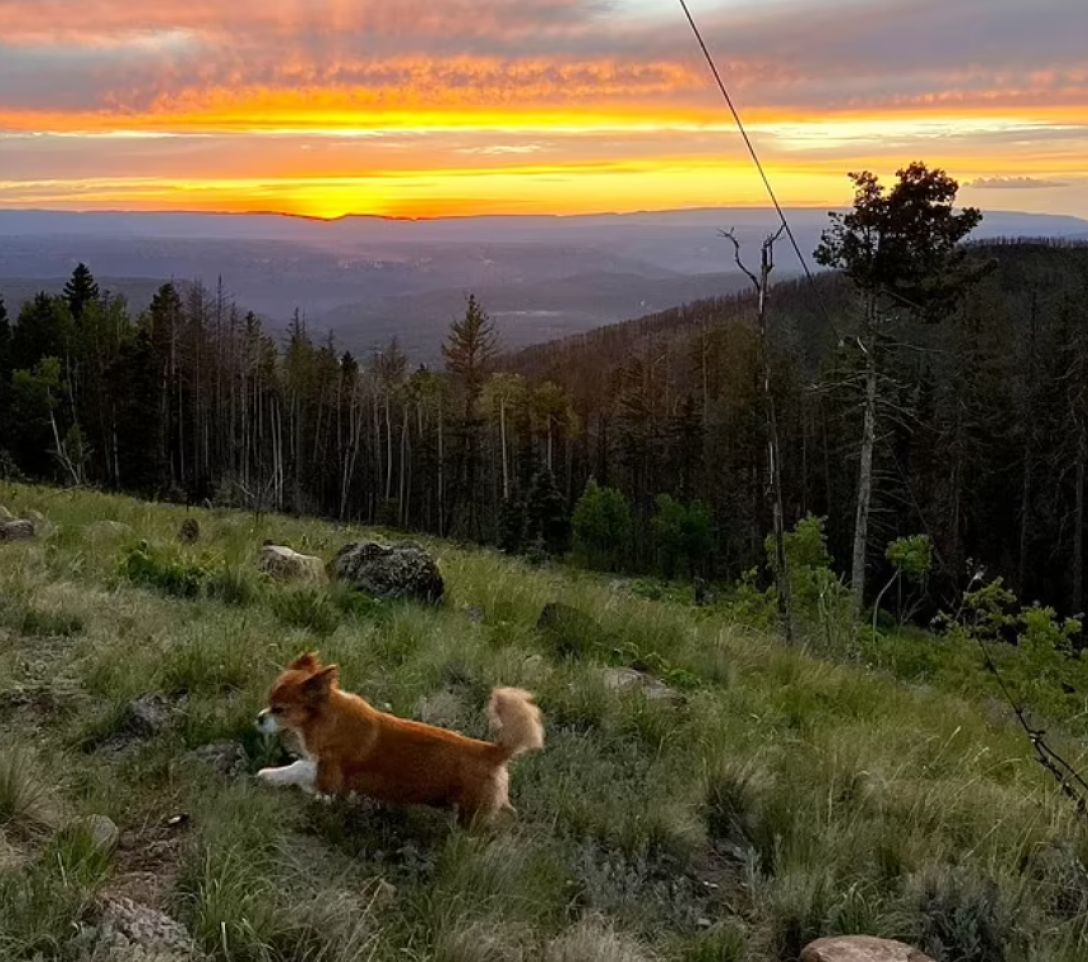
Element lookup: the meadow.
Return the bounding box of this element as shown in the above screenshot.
[2,482,1088,961]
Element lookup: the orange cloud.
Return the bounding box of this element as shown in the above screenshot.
[0,0,1084,218]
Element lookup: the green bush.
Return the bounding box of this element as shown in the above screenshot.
[119,541,214,599]
[571,480,632,571]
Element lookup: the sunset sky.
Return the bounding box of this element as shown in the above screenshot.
[0,0,1085,220]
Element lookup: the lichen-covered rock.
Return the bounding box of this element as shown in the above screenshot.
[188,741,248,779]
[600,667,682,704]
[26,508,52,537]
[0,519,35,541]
[257,544,327,583]
[331,541,444,604]
[68,814,121,855]
[127,694,176,736]
[75,896,205,961]
[801,936,936,962]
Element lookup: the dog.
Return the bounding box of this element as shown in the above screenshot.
[255,652,544,827]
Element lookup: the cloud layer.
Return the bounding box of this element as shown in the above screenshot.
[0,0,1084,216]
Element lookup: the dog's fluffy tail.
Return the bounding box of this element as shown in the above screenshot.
[488,687,544,760]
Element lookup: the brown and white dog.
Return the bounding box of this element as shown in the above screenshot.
[256,652,544,826]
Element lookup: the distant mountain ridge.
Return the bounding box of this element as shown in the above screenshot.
[2,207,1085,359]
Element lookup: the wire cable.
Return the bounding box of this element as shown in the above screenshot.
[676,0,837,331]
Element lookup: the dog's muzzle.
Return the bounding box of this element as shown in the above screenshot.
[256,709,279,735]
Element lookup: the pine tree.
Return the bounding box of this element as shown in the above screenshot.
[112,326,166,493]
[525,465,569,556]
[63,263,100,321]
[443,293,499,538]
[815,162,984,609]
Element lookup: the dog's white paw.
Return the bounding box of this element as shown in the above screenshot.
[256,759,317,790]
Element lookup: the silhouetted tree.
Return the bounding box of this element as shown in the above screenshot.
[63,263,100,321]
[815,162,984,609]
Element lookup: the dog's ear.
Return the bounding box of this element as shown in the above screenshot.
[288,652,321,673]
[302,664,339,700]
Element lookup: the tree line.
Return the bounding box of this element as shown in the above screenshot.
[2,163,1088,620]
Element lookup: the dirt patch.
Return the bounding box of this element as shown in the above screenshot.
[106,814,192,911]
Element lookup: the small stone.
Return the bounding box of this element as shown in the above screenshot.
[188,742,248,779]
[26,509,53,537]
[693,576,719,607]
[801,935,936,962]
[369,879,397,910]
[418,689,465,728]
[71,814,120,854]
[99,896,202,957]
[600,667,682,704]
[257,543,327,583]
[127,694,176,736]
[696,917,712,928]
[177,518,200,544]
[465,605,486,624]
[0,519,36,542]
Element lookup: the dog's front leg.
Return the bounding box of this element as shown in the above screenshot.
[315,759,345,800]
[257,759,318,793]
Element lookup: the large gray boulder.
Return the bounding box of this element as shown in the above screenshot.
[331,541,444,604]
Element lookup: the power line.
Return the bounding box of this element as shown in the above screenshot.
[973,630,1088,819]
[678,0,1088,821]
[675,0,835,327]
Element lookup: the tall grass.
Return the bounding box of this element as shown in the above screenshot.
[1,481,1087,961]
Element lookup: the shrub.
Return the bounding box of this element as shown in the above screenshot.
[650,494,712,579]
[571,480,632,571]
[119,541,213,599]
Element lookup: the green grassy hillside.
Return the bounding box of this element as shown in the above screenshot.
[1,483,1086,961]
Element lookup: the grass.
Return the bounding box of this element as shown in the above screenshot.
[1,481,1088,960]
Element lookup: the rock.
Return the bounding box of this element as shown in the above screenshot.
[257,543,327,583]
[536,602,603,659]
[600,667,682,704]
[127,695,176,737]
[801,936,936,962]
[87,520,134,540]
[26,509,53,537]
[465,604,486,624]
[0,519,36,542]
[369,878,397,910]
[188,742,248,779]
[95,897,202,959]
[331,540,444,604]
[693,576,719,607]
[70,814,121,854]
[177,518,200,544]
[417,689,465,728]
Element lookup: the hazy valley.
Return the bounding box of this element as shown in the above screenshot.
[3,207,1087,358]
